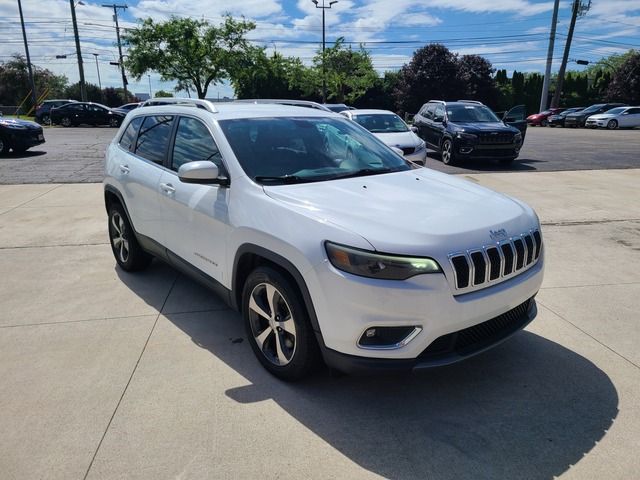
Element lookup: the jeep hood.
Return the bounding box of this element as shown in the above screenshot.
[263,169,536,255]
[452,122,516,133]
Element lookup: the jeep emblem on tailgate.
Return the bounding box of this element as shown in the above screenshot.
[490,228,508,241]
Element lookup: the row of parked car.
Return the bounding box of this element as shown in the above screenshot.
[526,103,640,129]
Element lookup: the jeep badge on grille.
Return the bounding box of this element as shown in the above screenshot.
[490,228,508,241]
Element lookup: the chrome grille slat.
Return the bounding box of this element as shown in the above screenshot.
[449,229,542,293]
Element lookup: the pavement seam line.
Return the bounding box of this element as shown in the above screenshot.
[0,242,110,250]
[541,218,640,227]
[82,273,179,480]
[537,299,640,371]
[540,281,640,290]
[0,184,62,216]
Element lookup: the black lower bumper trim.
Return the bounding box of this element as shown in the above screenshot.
[321,297,537,375]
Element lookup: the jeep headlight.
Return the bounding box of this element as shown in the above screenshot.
[456,132,477,141]
[415,140,426,151]
[325,242,441,280]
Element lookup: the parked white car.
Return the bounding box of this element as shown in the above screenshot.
[585,106,640,129]
[104,98,544,380]
[341,109,428,165]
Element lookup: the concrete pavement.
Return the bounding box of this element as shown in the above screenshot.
[0,169,639,479]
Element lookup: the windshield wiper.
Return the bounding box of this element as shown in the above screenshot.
[254,174,309,184]
[329,167,395,180]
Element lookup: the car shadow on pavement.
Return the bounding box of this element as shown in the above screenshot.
[1,150,46,159]
[426,152,543,172]
[115,260,619,480]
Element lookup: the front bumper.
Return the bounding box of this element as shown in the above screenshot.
[308,252,544,369]
[5,129,45,149]
[564,118,583,127]
[405,147,427,165]
[323,297,537,374]
[455,142,520,159]
[586,119,608,128]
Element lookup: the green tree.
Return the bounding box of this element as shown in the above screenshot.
[458,54,498,107]
[0,54,68,111]
[64,82,102,103]
[314,38,378,103]
[586,49,638,75]
[606,52,640,104]
[154,90,174,98]
[123,16,255,99]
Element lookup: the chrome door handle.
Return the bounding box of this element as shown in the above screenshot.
[119,164,130,174]
[160,183,175,194]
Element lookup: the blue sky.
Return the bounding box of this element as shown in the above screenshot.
[1,0,639,99]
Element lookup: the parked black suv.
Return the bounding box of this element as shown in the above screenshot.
[564,103,627,128]
[413,100,525,165]
[35,99,77,125]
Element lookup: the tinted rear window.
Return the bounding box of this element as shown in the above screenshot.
[135,115,174,164]
[119,117,143,151]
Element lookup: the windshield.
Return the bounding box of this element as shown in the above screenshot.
[352,113,409,133]
[219,116,411,184]
[603,107,626,115]
[581,104,605,114]
[446,105,500,123]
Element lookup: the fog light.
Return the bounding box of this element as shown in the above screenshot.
[358,326,422,349]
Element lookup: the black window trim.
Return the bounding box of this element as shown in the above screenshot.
[167,113,230,179]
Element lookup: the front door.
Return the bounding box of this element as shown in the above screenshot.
[503,105,527,138]
[159,115,230,284]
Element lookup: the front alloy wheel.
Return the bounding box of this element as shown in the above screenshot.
[107,204,152,271]
[109,117,120,128]
[0,137,8,155]
[607,119,618,130]
[242,267,321,380]
[248,282,297,367]
[61,116,72,127]
[441,138,455,165]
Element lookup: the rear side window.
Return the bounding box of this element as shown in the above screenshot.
[135,115,174,164]
[171,117,222,171]
[119,117,143,152]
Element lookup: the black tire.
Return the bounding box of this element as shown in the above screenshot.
[109,117,121,128]
[107,203,152,272]
[0,137,9,155]
[242,266,322,381]
[41,114,50,125]
[61,116,72,127]
[607,119,618,130]
[441,138,456,165]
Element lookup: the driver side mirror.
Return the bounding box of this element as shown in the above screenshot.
[178,161,229,186]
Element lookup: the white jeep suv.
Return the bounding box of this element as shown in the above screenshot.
[104,98,544,380]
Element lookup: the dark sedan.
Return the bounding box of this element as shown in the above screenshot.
[547,107,584,127]
[565,103,627,128]
[0,116,45,155]
[50,102,125,127]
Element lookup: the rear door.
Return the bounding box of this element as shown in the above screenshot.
[159,115,230,282]
[125,114,175,242]
[620,107,640,127]
[503,105,527,137]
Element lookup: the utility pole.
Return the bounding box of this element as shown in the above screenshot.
[102,4,129,103]
[69,0,87,101]
[539,0,560,112]
[92,53,102,91]
[147,74,152,98]
[312,0,338,104]
[551,0,591,107]
[17,0,38,111]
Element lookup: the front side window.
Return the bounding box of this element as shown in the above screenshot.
[119,117,143,151]
[171,117,222,171]
[352,114,408,133]
[135,115,174,164]
[219,116,410,184]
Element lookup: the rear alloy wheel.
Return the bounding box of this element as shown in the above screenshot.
[441,138,455,165]
[109,117,121,128]
[108,204,152,272]
[607,119,618,130]
[243,266,321,381]
[41,114,51,125]
[61,116,72,127]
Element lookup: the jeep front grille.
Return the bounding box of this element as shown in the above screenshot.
[449,230,542,292]
[478,133,514,145]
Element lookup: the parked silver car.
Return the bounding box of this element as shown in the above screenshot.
[585,106,640,129]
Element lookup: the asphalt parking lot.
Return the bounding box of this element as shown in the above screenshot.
[1,169,639,479]
[0,125,639,183]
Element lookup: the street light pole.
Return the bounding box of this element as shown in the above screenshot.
[102,4,129,103]
[69,0,87,101]
[147,74,152,98]
[93,53,102,91]
[17,0,38,111]
[540,0,560,112]
[312,0,338,104]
